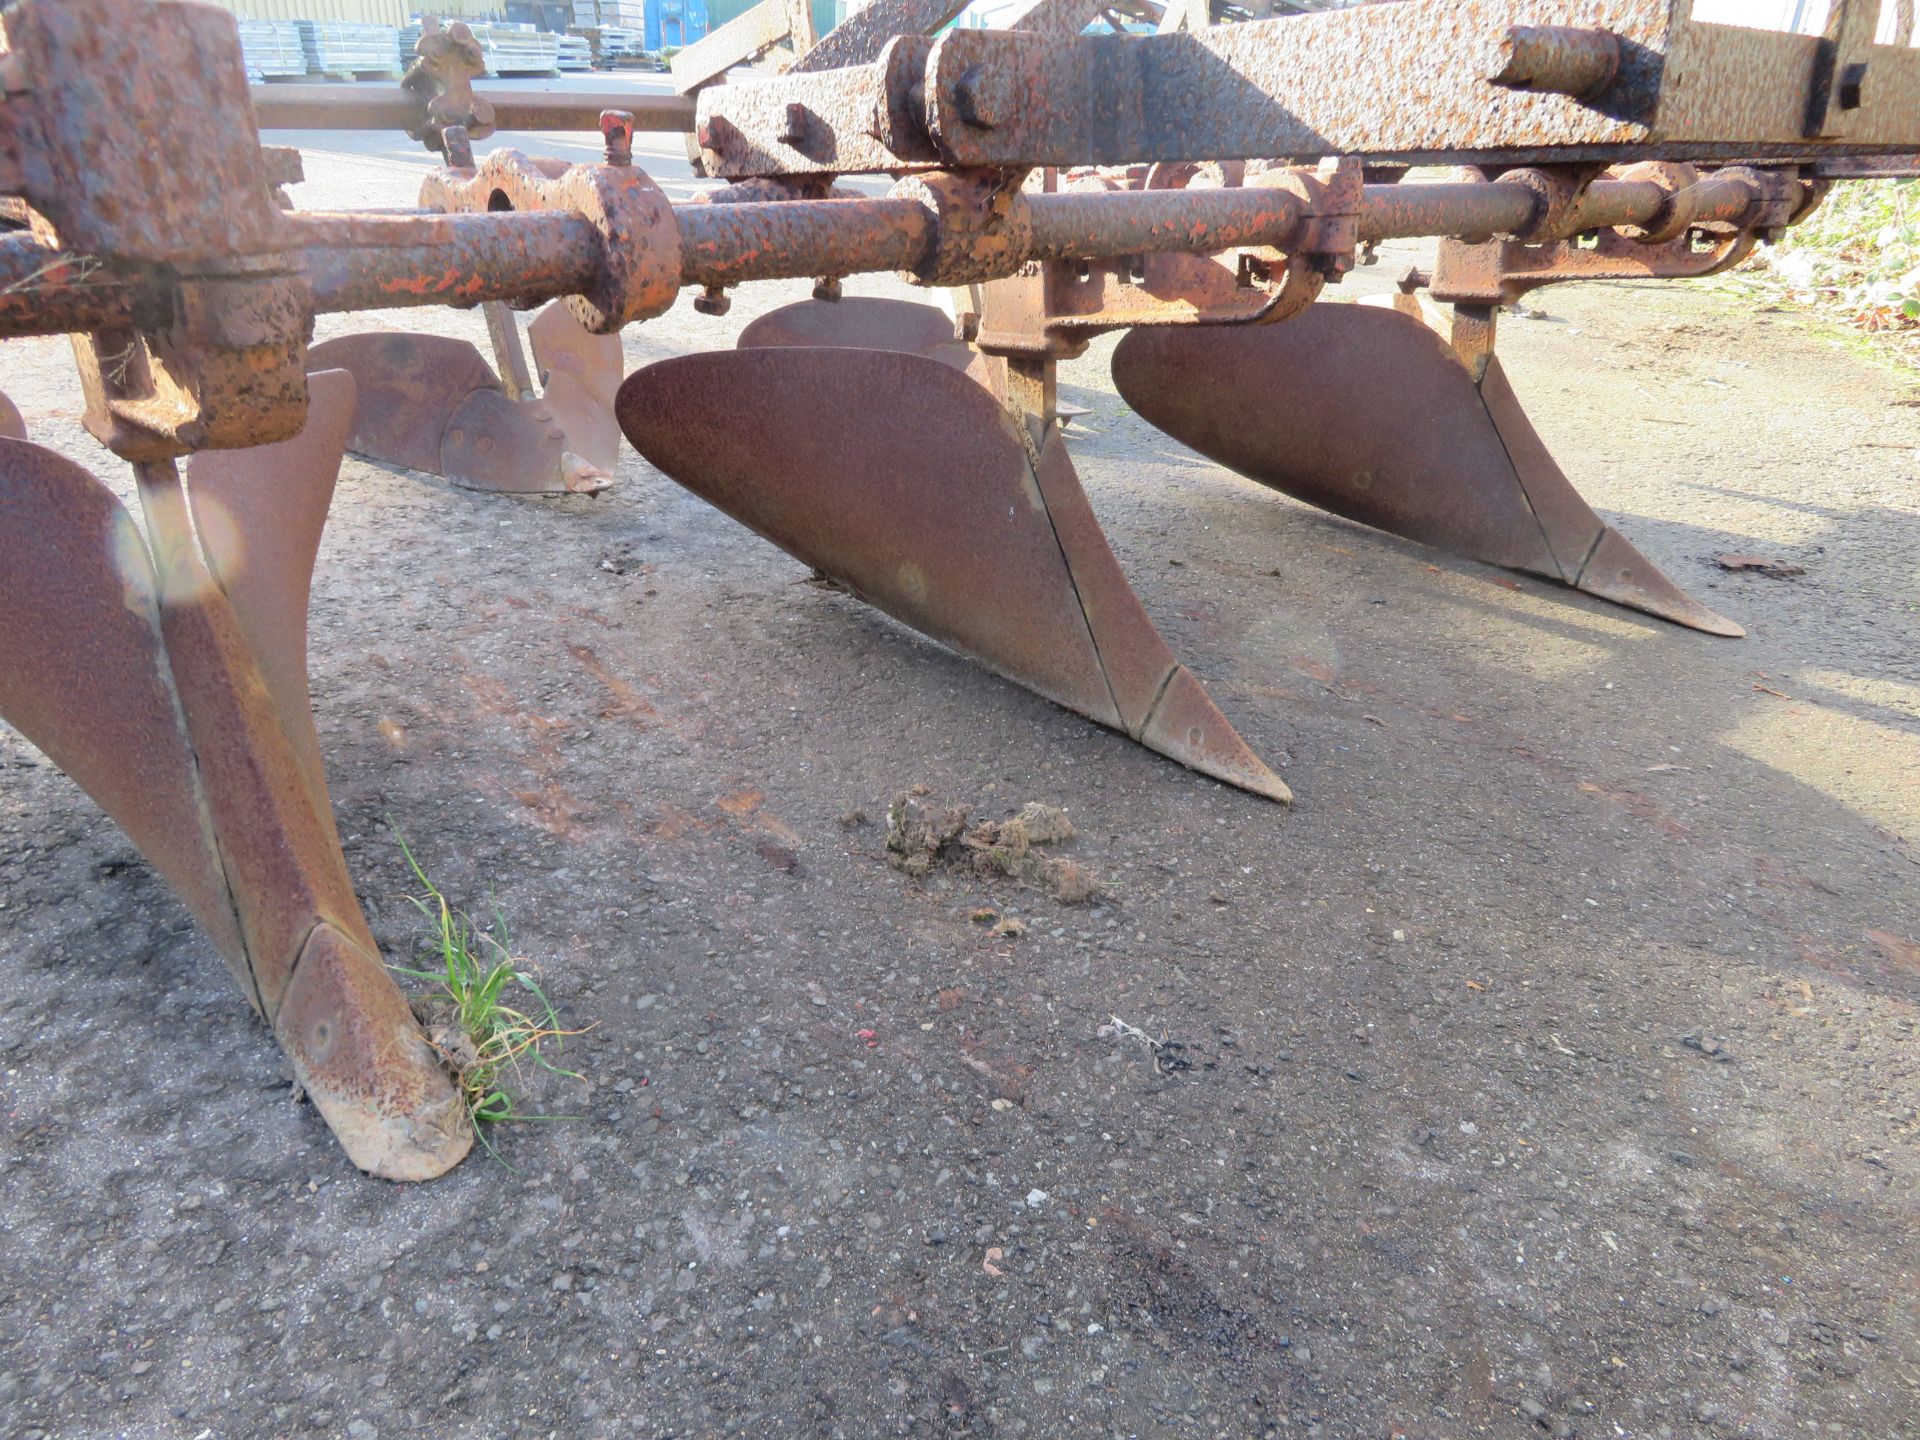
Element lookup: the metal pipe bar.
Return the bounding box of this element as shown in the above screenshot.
[1355,182,1537,243]
[1027,186,1310,260]
[303,243,599,316]
[250,85,697,134]
[289,207,597,256]
[674,197,935,286]
[0,172,1781,342]
[1667,171,1766,226]
[302,214,601,314]
[1557,179,1667,234]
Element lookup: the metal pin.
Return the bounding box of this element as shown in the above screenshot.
[1486,26,1621,101]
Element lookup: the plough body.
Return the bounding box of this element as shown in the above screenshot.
[0,0,1916,1174]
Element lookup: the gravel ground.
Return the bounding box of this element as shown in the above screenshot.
[0,78,1916,1440]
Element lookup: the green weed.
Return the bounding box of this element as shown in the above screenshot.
[389,832,589,1163]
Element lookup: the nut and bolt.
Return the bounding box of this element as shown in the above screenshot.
[693,284,732,317]
[600,109,635,165]
[440,124,476,170]
[953,65,1012,130]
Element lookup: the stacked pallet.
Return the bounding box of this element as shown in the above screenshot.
[595,0,650,33]
[475,24,562,76]
[400,21,560,77]
[557,33,594,70]
[300,21,405,78]
[239,19,306,81]
[574,25,649,65]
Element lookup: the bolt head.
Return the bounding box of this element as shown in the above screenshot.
[954,65,1012,130]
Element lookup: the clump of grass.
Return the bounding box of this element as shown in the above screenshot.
[389,832,589,1163]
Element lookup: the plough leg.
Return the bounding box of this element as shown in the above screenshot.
[309,300,622,497]
[0,370,471,1179]
[1112,301,1742,637]
[615,341,1289,802]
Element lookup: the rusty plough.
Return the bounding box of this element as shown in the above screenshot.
[0,0,1915,1176]
[308,295,624,496]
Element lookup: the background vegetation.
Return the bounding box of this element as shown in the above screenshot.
[1730,177,1920,369]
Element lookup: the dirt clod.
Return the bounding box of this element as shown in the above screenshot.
[884,793,970,877]
[1716,552,1807,578]
[1042,857,1098,904]
[885,792,1100,901]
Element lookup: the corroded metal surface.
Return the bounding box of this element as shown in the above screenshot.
[1112,303,1743,636]
[528,299,625,476]
[0,373,472,1177]
[737,296,976,371]
[695,40,941,176]
[420,150,682,334]
[309,301,620,495]
[0,167,1859,351]
[738,295,1008,399]
[616,346,1289,800]
[1485,24,1623,98]
[1,0,283,262]
[675,196,937,288]
[0,438,247,966]
[188,374,361,822]
[307,331,498,475]
[698,0,1920,176]
[0,391,23,441]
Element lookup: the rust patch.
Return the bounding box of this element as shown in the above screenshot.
[717,787,767,818]
[1865,928,1920,975]
[565,642,660,723]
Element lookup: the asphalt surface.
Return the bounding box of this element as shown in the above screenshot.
[0,73,1917,1440]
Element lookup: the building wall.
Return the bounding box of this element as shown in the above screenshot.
[644,0,710,50]
[707,0,842,40]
